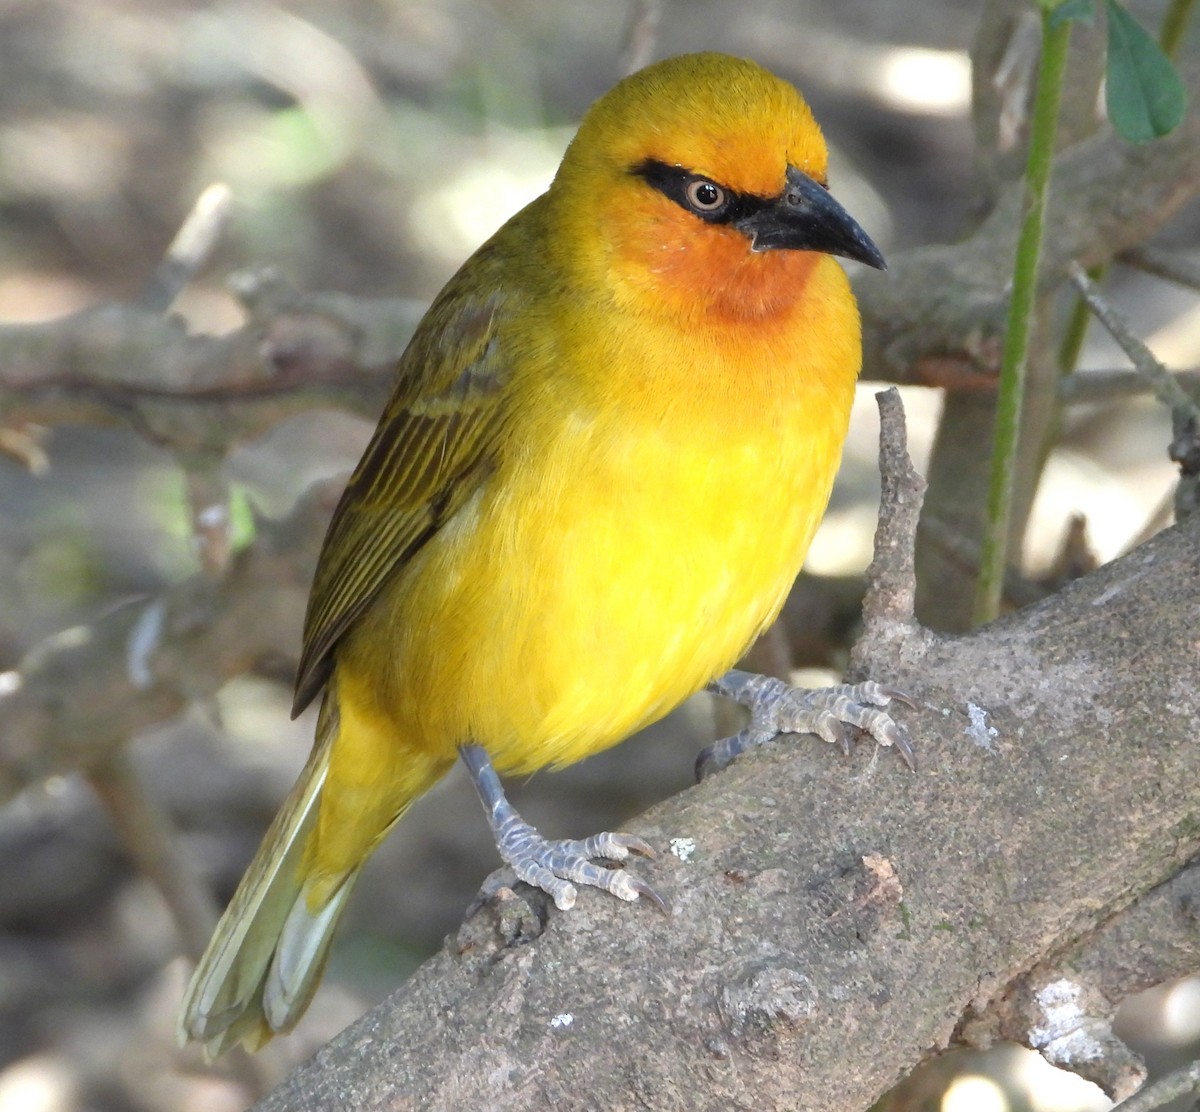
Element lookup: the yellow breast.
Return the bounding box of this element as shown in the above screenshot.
[342,250,860,774]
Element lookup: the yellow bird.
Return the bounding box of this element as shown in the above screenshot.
[180,51,910,1056]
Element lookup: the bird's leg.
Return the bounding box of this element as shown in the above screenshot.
[459,744,668,913]
[697,669,917,780]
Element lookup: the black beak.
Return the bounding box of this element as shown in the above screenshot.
[734,165,886,270]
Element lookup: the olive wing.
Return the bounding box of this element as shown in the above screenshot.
[292,280,512,715]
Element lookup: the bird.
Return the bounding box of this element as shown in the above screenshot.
[179,50,911,1058]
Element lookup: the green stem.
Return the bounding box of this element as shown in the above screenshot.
[973,9,1072,626]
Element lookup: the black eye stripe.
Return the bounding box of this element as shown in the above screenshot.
[631,159,769,226]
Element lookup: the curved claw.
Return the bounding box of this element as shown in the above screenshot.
[879,719,917,771]
[558,830,656,864]
[606,833,657,860]
[627,874,671,915]
[877,686,919,711]
[813,715,851,756]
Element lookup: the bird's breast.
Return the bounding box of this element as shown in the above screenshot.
[357,254,861,772]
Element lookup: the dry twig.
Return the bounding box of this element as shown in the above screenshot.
[1069,262,1200,519]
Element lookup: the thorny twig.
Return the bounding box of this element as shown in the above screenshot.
[1069,262,1200,519]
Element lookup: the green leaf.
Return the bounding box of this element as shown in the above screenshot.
[1047,0,1095,29]
[1104,0,1187,142]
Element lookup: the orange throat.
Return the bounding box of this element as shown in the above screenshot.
[609,205,820,326]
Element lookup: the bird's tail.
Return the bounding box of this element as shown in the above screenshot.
[178,695,442,1057]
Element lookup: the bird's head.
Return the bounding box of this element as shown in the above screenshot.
[549,52,884,322]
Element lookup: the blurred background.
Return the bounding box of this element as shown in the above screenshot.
[0,1,1196,1110]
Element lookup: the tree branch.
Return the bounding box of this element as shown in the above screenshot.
[1060,367,1200,404]
[961,861,1200,1100]
[138,183,234,313]
[0,480,335,797]
[0,270,422,452]
[1114,1057,1200,1112]
[1069,262,1200,520]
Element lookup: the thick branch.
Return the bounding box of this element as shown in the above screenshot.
[960,862,1200,1099]
[0,271,422,452]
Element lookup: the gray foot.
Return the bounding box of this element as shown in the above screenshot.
[699,670,916,779]
[460,744,668,913]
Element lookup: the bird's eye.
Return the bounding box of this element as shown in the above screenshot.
[685,178,726,213]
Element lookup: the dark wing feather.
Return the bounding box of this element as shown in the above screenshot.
[291,266,513,716]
